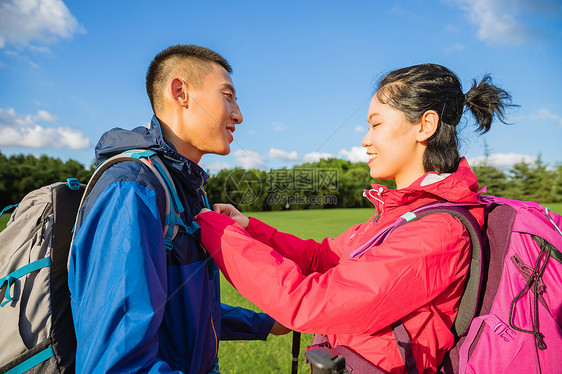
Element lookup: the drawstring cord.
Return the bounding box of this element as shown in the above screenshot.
[509,244,550,350]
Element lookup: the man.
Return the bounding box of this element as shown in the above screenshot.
[69,45,287,373]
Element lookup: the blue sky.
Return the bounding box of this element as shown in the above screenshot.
[1,0,561,173]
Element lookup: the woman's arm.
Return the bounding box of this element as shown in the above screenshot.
[196,211,470,336]
[210,204,362,273]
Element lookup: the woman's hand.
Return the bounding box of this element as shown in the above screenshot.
[212,203,250,229]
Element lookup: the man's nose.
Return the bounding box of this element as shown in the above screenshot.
[231,103,243,124]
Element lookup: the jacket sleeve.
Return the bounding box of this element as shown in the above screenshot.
[245,217,363,274]
[220,303,274,341]
[68,181,181,373]
[196,211,470,336]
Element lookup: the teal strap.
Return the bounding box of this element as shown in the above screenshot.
[123,150,157,159]
[164,213,188,232]
[203,192,211,210]
[401,212,417,222]
[1,257,51,307]
[0,204,19,219]
[186,221,201,237]
[163,214,189,253]
[66,178,80,190]
[150,159,185,214]
[116,150,186,252]
[546,208,562,237]
[5,346,54,374]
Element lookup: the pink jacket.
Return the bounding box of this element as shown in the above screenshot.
[197,159,484,373]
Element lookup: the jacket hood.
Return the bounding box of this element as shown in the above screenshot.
[365,158,481,214]
[94,116,207,188]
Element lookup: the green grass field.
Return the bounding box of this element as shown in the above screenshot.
[1,203,561,372]
[0,212,11,230]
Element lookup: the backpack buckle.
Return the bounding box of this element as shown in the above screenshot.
[66,178,80,190]
[492,321,516,342]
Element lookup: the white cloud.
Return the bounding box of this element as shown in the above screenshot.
[454,0,532,45]
[273,121,289,132]
[234,149,266,169]
[201,161,230,173]
[0,107,90,149]
[469,153,537,169]
[338,146,369,163]
[0,0,85,50]
[531,108,562,127]
[354,126,364,133]
[303,152,333,163]
[269,148,298,161]
[34,109,57,123]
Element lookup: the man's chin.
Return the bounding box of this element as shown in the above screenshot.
[217,146,231,156]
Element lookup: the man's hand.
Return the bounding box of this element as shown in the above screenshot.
[212,203,250,229]
[269,321,292,336]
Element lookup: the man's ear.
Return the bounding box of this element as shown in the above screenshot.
[170,78,189,108]
[416,110,439,142]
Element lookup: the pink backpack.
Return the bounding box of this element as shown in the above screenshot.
[306,197,562,373]
[439,196,562,374]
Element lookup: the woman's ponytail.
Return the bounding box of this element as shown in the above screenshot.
[464,75,514,133]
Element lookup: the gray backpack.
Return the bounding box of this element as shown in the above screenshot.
[0,150,185,373]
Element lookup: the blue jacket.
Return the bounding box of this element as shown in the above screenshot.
[68,117,274,373]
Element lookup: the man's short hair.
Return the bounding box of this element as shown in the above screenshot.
[146,44,232,113]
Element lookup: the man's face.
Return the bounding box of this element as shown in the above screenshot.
[179,63,242,161]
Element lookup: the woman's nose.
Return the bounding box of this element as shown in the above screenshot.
[361,131,372,147]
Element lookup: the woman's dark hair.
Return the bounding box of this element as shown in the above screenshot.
[376,63,515,173]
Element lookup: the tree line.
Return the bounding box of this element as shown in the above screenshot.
[0,153,94,209]
[1,152,561,211]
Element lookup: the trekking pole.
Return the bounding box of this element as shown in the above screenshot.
[291,331,301,374]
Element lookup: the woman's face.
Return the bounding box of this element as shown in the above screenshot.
[361,93,426,189]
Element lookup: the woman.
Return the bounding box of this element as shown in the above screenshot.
[195,64,513,373]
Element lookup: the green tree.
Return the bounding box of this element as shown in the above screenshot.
[0,152,93,208]
[552,164,562,203]
[471,163,508,197]
[526,156,555,202]
[505,160,531,200]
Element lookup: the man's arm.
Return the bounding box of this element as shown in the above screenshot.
[69,181,178,373]
[220,304,276,340]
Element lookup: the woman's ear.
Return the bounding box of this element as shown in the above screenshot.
[416,110,439,142]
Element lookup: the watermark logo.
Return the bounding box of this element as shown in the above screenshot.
[267,168,339,207]
[268,168,338,192]
[266,193,337,206]
[223,168,340,207]
[224,169,262,206]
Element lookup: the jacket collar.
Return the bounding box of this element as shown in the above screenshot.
[364,158,481,214]
[94,115,208,190]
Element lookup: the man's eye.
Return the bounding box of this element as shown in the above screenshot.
[225,93,233,100]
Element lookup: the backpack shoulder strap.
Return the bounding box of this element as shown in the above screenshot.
[383,203,484,374]
[397,203,484,337]
[72,149,187,254]
[351,202,484,335]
